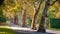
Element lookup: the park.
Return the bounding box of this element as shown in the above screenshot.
[0,0,60,34]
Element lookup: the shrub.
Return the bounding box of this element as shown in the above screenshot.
[0,10,7,23]
[0,16,6,22]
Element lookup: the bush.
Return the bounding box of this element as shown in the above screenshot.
[0,9,7,23]
[0,17,6,22]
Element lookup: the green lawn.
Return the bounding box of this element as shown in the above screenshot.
[49,27,60,31]
[0,26,16,34]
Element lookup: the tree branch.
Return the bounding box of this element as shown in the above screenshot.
[33,0,43,10]
[48,0,57,6]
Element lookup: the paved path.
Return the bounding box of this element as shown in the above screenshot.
[8,23,60,34]
[9,27,60,34]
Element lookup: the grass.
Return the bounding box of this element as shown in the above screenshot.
[0,26,16,34]
[48,28,60,31]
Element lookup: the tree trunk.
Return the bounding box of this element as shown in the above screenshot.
[9,16,14,23]
[31,0,42,30]
[37,16,46,32]
[14,12,18,25]
[14,16,18,25]
[31,10,39,30]
[22,9,26,27]
[37,0,50,32]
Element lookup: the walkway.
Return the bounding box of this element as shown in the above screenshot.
[8,23,60,34]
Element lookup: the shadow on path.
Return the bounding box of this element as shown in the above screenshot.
[8,23,59,34]
[14,30,56,34]
[13,29,56,34]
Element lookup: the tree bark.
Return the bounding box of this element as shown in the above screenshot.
[31,0,42,30]
[22,9,26,27]
[37,16,46,32]
[31,9,39,30]
[37,0,50,32]
[14,16,18,24]
[14,12,18,25]
[37,0,57,32]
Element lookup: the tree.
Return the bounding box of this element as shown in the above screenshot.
[3,0,21,24]
[22,9,26,27]
[37,0,57,32]
[21,1,27,27]
[0,10,6,22]
[31,0,42,30]
[14,11,18,24]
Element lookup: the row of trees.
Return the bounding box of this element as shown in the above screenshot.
[0,0,60,33]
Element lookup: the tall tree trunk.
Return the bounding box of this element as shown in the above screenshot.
[31,9,39,30]
[37,16,46,32]
[31,0,42,30]
[37,0,50,32]
[37,15,46,32]
[22,9,26,27]
[37,0,57,32]
[14,16,18,24]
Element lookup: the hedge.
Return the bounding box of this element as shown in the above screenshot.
[50,18,60,28]
[0,17,6,22]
